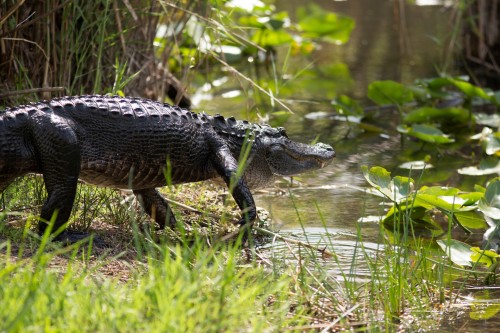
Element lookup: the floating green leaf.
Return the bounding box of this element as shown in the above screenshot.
[403,107,472,125]
[239,11,289,30]
[485,132,500,155]
[331,94,363,117]
[475,113,500,128]
[415,194,476,213]
[427,77,492,101]
[470,304,500,320]
[383,204,445,238]
[470,247,500,267]
[362,166,392,199]
[451,80,491,101]
[362,166,414,202]
[478,177,500,219]
[397,124,455,144]
[367,80,414,106]
[458,157,500,176]
[436,239,473,267]
[418,186,460,196]
[398,160,433,170]
[392,176,414,198]
[459,191,484,206]
[454,211,488,229]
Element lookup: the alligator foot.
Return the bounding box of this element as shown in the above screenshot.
[54,230,105,247]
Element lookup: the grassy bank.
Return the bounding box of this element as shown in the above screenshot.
[0,177,475,332]
[0,235,298,332]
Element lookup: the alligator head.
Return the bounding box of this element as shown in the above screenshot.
[208,114,335,188]
[261,127,335,175]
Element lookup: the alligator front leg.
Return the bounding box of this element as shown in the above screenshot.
[133,188,176,229]
[210,140,257,228]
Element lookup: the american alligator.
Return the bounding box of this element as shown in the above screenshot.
[0,95,335,241]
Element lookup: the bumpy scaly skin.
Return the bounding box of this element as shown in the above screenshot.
[0,95,335,240]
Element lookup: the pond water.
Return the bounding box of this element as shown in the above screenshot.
[192,0,499,330]
[194,0,483,236]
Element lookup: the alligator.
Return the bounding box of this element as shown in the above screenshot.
[0,95,335,241]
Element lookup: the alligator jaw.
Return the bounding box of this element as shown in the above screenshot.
[266,141,335,176]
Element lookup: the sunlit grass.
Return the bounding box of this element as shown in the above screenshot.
[1,175,469,332]
[0,235,301,332]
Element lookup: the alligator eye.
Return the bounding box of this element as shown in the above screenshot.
[277,127,288,138]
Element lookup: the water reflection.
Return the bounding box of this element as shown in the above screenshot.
[260,229,384,282]
[274,0,454,99]
[440,287,500,331]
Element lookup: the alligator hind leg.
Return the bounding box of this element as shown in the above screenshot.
[33,120,81,240]
[133,188,176,229]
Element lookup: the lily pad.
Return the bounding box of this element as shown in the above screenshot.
[397,124,455,144]
[451,80,492,101]
[399,161,433,170]
[454,211,488,230]
[458,157,500,176]
[418,186,460,196]
[414,186,480,213]
[368,80,414,106]
[361,166,414,202]
[470,247,500,267]
[383,205,444,238]
[478,177,500,219]
[475,113,500,128]
[415,194,476,213]
[403,107,472,125]
[470,304,500,321]
[304,111,331,120]
[427,77,492,101]
[436,239,473,267]
[331,94,364,117]
[485,132,500,156]
[362,166,392,199]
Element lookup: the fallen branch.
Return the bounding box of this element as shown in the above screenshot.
[165,197,220,219]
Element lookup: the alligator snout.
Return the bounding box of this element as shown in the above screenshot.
[314,142,336,160]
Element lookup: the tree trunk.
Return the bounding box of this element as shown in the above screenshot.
[462,0,500,88]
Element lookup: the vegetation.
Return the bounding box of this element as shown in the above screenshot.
[1,0,499,332]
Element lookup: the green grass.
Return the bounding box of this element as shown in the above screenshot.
[0,176,479,332]
[0,237,298,332]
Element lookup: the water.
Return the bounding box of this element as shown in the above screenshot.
[192,0,499,329]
